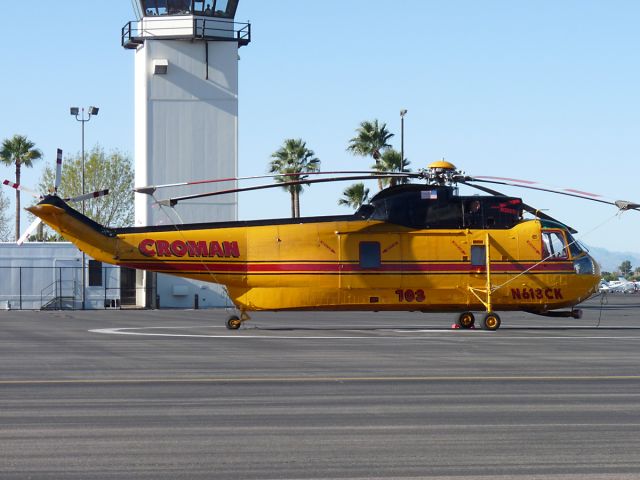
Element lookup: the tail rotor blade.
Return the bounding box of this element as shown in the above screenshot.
[65,189,109,203]
[54,148,63,193]
[17,219,42,245]
[2,180,42,199]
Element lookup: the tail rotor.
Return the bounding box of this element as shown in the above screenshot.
[2,148,110,244]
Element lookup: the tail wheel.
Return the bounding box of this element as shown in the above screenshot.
[458,312,475,329]
[226,316,242,330]
[483,313,501,331]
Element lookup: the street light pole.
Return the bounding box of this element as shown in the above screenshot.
[400,109,407,166]
[70,106,99,310]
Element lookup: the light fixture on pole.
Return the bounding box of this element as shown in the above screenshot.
[70,106,99,214]
[400,109,408,165]
[70,106,99,310]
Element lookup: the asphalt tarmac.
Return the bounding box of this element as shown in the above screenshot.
[1,294,640,479]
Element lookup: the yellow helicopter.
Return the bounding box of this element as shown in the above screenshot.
[19,158,639,331]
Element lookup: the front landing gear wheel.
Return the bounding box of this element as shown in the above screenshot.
[458,312,475,329]
[226,316,242,330]
[483,313,501,331]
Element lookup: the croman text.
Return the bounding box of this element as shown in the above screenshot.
[138,239,240,258]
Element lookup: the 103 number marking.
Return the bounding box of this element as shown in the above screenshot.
[395,289,425,302]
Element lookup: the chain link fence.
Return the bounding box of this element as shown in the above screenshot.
[0,265,126,310]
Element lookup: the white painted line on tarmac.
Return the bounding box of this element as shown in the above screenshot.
[89,326,640,340]
[6,374,640,385]
[90,326,457,339]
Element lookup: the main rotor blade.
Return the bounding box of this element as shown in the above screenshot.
[466,175,640,210]
[17,218,42,245]
[65,189,110,203]
[54,148,63,193]
[461,181,578,234]
[136,170,417,195]
[157,174,412,207]
[2,180,42,199]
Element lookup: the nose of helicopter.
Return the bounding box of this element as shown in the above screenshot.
[573,253,601,298]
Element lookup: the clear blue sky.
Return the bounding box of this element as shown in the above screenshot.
[1,1,638,253]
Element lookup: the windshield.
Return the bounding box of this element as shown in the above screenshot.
[565,232,586,257]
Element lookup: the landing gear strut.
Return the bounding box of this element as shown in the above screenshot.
[465,232,502,331]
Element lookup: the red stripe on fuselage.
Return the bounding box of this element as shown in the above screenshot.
[120,261,574,274]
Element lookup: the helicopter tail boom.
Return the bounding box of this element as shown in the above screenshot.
[27,197,119,264]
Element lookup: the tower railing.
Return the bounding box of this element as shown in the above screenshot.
[122,17,251,49]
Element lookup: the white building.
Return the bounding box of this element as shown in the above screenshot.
[0,241,233,310]
[0,243,119,310]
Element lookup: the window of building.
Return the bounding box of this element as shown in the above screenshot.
[88,260,103,287]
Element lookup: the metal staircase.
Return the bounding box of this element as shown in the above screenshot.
[40,281,77,311]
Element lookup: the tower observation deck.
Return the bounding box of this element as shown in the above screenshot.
[122,0,250,49]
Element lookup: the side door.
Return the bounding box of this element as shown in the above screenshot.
[120,266,138,306]
[338,232,402,305]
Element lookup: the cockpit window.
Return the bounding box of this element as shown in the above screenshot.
[542,231,568,259]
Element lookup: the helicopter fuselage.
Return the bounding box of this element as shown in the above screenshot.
[28,188,600,316]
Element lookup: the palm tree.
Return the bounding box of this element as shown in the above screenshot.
[347,119,394,161]
[0,134,42,241]
[347,119,394,190]
[269,139,320,218]
[373,149,411,188]
[338,182,370,210]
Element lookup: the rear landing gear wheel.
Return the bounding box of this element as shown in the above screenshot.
[483,313,501,331]
[458,312,475,329]
[226,316,242,330]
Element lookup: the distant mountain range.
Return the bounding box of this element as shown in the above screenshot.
[586,245,640,273]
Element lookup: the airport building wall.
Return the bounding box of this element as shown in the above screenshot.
[0,243,119,310]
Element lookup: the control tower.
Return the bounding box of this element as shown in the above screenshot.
[122,0,250,227]
[122,1,250,308]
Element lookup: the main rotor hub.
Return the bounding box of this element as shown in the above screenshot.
[428,160,457,170]
[419,160,464,186]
